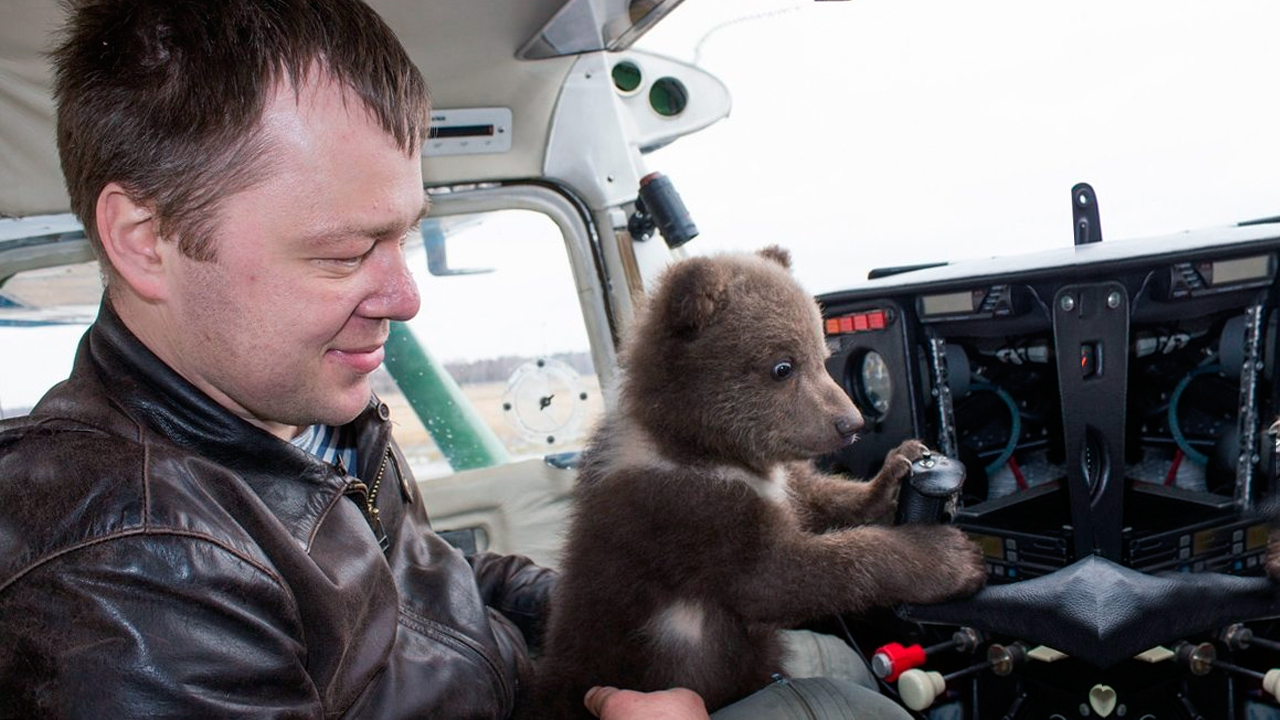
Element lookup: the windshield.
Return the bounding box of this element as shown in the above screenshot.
[0,209,606,480]
[637,1,1280,295]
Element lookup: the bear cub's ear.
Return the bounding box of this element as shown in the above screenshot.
[662,257,730,338]
[757,245,792,270]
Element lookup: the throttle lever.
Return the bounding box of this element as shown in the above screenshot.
[1179,638,1280,705]
[872,628,984,682]
[897,643,1025,711]
[897,450,966,524]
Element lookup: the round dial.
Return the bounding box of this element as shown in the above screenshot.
[501,357,589,445]
[859,350,893,416]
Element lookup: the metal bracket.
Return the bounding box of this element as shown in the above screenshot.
[1053,282,1130,561]
[1235,300,1266,509]
[928,335,959,459]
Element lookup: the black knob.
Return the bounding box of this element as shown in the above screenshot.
[897,451,966,524]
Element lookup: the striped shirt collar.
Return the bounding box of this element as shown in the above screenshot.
[291,424,358,477]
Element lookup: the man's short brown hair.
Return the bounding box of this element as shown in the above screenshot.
[52,0,429,271]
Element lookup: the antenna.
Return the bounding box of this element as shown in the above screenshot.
[1072,183,1103,246]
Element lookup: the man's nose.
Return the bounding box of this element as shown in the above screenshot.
[364,246,421,321]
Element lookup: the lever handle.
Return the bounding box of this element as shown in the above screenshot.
[897,669,946,711]
[897,451,966,524]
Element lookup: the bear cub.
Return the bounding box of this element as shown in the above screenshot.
[534,247,987,717]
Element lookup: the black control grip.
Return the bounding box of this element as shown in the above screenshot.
[635,172,698,249]
[896,452,966,524]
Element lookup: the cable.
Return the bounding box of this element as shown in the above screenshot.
[1008,456,1028,491]
[1165,449,1184,486]
[969,380,1022,477]
[1167,363,1221,466]
[691,5,804,66]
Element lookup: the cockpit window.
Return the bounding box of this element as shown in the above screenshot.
[0,211,604,479]
[0,260,100,417]
[372,208,604,480]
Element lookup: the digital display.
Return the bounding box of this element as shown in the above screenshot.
[1209,254,1271,286]
[1248,524,1270,551]
[428,123,496,139]
[920,290,976,317]
[1193,528,1217,557]
[970,532,1005,560]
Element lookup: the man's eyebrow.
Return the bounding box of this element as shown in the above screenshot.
[372,194,431,238]
[383,194,431,237]
[304,194,431,246]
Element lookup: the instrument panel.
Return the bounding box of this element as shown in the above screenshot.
[818,226,1280,582]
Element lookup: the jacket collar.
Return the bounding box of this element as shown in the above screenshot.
[62,300,394,533]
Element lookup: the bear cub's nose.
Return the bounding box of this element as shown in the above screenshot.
[835,414,864,441]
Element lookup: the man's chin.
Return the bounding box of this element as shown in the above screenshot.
[313,382,375,427]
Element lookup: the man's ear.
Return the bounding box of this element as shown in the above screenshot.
[96,183,169,301]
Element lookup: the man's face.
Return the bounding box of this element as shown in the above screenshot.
[157,74,424,437]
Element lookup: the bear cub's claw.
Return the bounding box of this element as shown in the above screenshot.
[871,438,930,489]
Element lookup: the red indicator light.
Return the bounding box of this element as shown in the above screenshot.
[1080,343,1099,378]
[826,311,889,335]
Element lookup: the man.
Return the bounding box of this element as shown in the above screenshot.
[0,1,909,718]
[0,0,557,716]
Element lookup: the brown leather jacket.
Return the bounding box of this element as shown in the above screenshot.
[0,302,555,718]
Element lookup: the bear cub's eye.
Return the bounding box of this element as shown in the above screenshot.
[770,360,794,381]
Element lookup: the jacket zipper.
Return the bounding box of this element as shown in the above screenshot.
[366,447,391,551]
[342,447,392,551]
[362,444,512,710]
[349,438,512,710]
[366,447,389,519]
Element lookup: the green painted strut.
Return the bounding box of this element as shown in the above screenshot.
[383,321,509,470]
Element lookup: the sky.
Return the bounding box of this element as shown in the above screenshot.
[636,0,1280,295]
[7,1,1280,410]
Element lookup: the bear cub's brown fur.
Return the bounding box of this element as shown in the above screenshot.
[533,247,987,716]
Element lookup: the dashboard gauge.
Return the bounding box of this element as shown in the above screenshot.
[502,358,589,445]
[857,350,893,417]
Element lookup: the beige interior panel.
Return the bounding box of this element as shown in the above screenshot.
[417,457,576,569]
[0,0,580,216]
[0,1,67,217]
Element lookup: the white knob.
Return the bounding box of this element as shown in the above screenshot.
[1263,668,1280,703]
[898,669,946,711]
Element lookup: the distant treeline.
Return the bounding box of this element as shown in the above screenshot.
[372,351,595,391]
[446,352,595,384]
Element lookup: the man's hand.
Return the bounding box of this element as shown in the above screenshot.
[583,686,710,720]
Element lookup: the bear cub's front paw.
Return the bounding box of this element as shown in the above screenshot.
[1266,529,1280,582]
[896,525,989,604]
[871,439,930,490]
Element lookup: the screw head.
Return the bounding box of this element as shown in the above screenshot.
[1060,295,1076,312]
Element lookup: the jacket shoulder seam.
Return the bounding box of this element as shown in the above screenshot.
[0,527,299,618]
